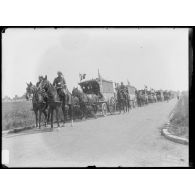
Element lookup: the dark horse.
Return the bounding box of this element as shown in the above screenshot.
[116,87,129,113]
[163,91,170,102]
[40,76,68,128]
[135,90,146,107]
[72,87,98,119]
[26,82,48,128]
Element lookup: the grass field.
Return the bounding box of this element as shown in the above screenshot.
[2,101,71,131]
[2,101,35,130]
[169,92,189,138]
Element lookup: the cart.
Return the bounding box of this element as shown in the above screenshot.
[79,78,116,116]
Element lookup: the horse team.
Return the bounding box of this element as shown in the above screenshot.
[26,75,174,129]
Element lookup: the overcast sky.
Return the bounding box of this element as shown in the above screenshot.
[2,28,189,98]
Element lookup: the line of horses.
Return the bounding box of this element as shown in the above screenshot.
[25,76,174,129]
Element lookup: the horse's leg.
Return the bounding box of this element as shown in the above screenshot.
[81,105,85,119]
[61,103,65,127]
[70,104,74,126]
[47,107,50,123]
[56,106,60,127]
[35,110,38,128]
[39,109,42,129]
[127,100,129,112]
[43,109,47,127]
[51,108,53,128]
[82,104,87,119]
[63,106,66,126]
[122,102,124,113]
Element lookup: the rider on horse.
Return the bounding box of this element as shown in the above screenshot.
[36,75,44,88]
[53,71,69,102]
[36,75,48,107]
[120,82,125,90]
[120,82,128,95]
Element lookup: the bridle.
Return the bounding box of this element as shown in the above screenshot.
[26,85,36,100]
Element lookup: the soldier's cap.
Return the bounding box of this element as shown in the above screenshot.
[57,71,63,75]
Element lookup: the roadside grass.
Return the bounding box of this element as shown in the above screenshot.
[2,101,35,130]
[2,101,79,131]
[169,92,189,139]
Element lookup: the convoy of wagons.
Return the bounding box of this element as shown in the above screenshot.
[78,73,175,117]
[25,72,178,129]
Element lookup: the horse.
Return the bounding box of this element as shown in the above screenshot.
[163,91,170,102]
[147,91,154,103]
[26,82,48,128]
[123,89,130,112]
[156,91,164,102]
[136,90,146,107]
[135,90,141,107]
[72,87,98,119]
[70,94,84,119]
[116,87,129,113]
[39,76,65,128]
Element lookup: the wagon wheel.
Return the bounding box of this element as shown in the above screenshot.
[102,103,107,116]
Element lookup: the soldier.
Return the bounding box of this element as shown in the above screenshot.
[53,71,68,101]
[35,75,48,109]
[120,82,125,90]
[36,75,44,88]
[118,82,125,97]
[53,71,67,89]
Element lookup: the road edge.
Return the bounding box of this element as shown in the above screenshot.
[161,122,188,145]
[2,125,35,136]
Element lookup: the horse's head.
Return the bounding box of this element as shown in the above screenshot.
[26,82,34,100]
[40,75,60,101]
[72,87,78,95]
[26,82,43,102]
[72,87,82,97]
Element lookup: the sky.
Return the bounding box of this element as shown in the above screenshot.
[2,28,189,98]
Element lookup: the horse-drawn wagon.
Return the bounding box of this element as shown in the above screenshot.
[78,78,116,116]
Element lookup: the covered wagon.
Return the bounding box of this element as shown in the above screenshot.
[79,77,116,116]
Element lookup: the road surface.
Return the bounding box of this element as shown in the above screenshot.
[2,98,188,167]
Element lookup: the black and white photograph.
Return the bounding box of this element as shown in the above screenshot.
[2,27,190,167]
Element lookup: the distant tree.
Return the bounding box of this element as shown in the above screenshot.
[2,95,12,102]
[13,95,19,100]
[3,95,10,99]
[21,93,26,99]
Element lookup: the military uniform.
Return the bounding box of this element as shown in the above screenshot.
[36,76,44,88]
[53,76,66,89]
[120,83,126,93]
[53,75,68,102]
[36,81,41,88]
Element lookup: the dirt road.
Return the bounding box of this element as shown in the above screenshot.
[2,98,188,167]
